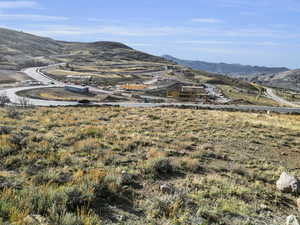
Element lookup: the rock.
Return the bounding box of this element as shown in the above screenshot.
[276,172,300,193]
[160,183,174,194]
[23,215,49,225]
[286,215,300,225]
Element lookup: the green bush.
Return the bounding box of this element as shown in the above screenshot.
[145,157,176,179]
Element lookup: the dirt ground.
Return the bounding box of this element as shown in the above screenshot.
[0,70,32,88]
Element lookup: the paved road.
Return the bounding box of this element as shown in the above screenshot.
[1,66,300,113]
[265,88,300,107]
[22,66,62,85]
[0,85,79,106]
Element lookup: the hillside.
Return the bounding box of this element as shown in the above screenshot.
[0,27,169,70]
[250,69,300,91]
[163,55,289,76]
[0,106,299,225]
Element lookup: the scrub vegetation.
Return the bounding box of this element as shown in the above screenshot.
[0,106,300,224]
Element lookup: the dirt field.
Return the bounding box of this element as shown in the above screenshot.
[17,87,109,102]
[0,70,32,87]
[17,87,133,102]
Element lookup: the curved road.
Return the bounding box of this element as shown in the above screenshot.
[0,66,300,114]
[265,88,300,108]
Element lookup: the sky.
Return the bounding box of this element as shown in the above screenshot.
[0,0,300,68]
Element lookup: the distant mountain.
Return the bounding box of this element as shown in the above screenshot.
[0,27,170,70]
[162,55,289,76]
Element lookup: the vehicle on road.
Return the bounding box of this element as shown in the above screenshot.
[78,99,91,104]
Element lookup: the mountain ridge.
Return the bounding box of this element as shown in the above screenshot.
[0,27,169,70]
[162,54,289,76]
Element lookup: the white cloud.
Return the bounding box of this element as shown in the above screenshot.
[17,24,300,40]
[191,18,222,23]
[25,25,188,37]
[0,14,69,21]
[87,18,106,22]
[176,40,283,46]
[177,40,235,45]
[127,43,153,47]
[0,1,37,9]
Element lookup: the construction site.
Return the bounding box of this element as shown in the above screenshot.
[32,61,231,104]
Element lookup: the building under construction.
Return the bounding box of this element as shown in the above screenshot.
[167,85,208,102]
[120,84,148,91]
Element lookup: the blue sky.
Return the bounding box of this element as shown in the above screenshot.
[1,0,300,68]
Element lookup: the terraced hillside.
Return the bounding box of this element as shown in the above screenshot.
[251,69,300,92]
[0,106,299,225]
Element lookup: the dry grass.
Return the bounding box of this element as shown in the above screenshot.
[0,71,32,87]
[17,87,107,102]
[0,107,299,224]
[218,84,280,106]
[275,89,300,103]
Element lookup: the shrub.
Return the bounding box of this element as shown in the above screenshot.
[48,207,84,225]
[176,157,202,173]
[0,126,11,135]
[147,194,185,219]
[6,107,19,119]
[0,94,10,107]
[9,132,27,150]
[145,157,175,178]
[65,187,94,212]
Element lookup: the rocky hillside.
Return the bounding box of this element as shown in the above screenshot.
[250,69,300,91]
[163,55,289,76]
[0,27,169,70]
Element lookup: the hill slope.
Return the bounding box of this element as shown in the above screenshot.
[0,27,169,70]
[0,107,299,224]
[162,55,289,76]
[251,69,300,91]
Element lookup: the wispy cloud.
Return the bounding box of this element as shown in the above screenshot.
[176,40,283,47]
[87,18,106,23]
[126,43,153,47]
[0,14,69,21]
[25,25,188,37]
[18,23,300,40]
[191,18,223,23]
[177,40,235,45]
[217,0,254,8]
[0,1,37,9]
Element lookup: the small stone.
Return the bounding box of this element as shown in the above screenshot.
[160,183,173,194]
[276,172,300,194]
[286,215,300,225]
